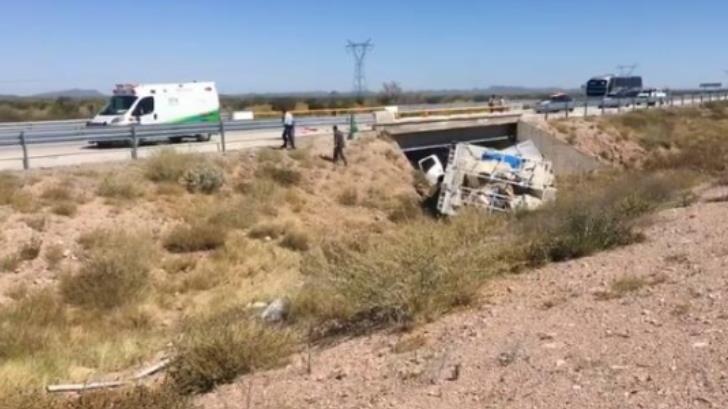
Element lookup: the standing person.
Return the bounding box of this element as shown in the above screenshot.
[332,125,347,166]
[281,110,296,149]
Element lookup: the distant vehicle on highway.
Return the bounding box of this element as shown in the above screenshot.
[87,82,220,145]
[534,93,575,113]
[586,75,643,98]
[597,88,641,109]
[635,89,667,106]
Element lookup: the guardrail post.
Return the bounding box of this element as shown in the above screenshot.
[130,125,138,160]
[601,98,606,116]
[583,98,588,117]
[564,103,569,119]
[19,131,29,170]
[219,118,227,153]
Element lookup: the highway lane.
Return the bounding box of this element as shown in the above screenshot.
[0,124,361,171]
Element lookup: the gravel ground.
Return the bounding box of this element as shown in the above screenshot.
[200,186,728,409]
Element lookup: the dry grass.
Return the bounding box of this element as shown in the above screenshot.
[163,223,227,253]
[97,174,145,200]
[279,229,311,252]
[50,201,78,217]
[1,238,42,272]
[169,309,296,395]
[44,244,64,270]
[61,230,154,310]
[144,149,200,183]
[257,164,302,187]
[605,103,728,175]
[4,386,192,409]
[608,275,648,298]
[21,215,47,232]
[520,171,695,266]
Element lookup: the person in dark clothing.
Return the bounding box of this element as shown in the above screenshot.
[281,111,296,149]
[332,125,347,166]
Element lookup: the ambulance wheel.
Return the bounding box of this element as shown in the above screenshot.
[169,136,183,143]
[196,133,212,142]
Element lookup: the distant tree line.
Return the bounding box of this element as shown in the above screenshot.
[0,83,559,122]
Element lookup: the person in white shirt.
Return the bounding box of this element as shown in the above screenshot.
[281,111,296,149]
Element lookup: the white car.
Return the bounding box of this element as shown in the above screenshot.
[636,89,667,106]
[534,93,575,113]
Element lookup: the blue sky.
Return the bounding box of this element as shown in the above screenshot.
[2,0,728,95]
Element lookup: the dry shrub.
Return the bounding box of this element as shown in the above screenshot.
[180,163,225,194]
[295,212,504,335]
[255,148,283,164]
[520,171,695,266]
[60,230,154,310]
[0,290,65,361]
[169,309,295,395]
[387,194,422,223]
[97,174,144,200]
[337,187,359,206]
[610,275,648,296]
[3,386,192,409]
[44,244,64,269]
[144,149,196,182]
[257,164,302,187]
[50,201,77,217]
[21,215,47,232]
[0,172,22,205]
[164,223,226,253]
[41,185,74,202]
[248,222,288,240]
[1,238,41,272]
[279,229,310,252]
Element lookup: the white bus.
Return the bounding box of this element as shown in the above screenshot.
[88,82,220,144]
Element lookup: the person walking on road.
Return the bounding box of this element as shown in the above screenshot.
[281,110,296,149]
[332,125,347,166]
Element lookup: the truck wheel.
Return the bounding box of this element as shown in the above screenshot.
[169,136,183,143]
[196,133,212,142]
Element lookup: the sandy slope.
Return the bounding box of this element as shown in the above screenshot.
[201,186,728,409]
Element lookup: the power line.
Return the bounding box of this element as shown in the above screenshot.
[346,39,374,98]
[616,64,638,76]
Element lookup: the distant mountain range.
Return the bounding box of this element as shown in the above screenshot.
[29,89,107,99]
[1,85,575,101]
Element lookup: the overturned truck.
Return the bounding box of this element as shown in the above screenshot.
[419,141,557,215]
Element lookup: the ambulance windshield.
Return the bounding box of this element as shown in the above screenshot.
[100,96,137,116]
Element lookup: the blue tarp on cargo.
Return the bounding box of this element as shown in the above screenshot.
[481,151,523,169]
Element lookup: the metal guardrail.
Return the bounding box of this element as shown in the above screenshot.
[0,115,375,169]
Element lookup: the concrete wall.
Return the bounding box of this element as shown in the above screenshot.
[517,121,604,175]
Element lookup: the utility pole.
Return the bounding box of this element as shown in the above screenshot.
[346,39,374,100]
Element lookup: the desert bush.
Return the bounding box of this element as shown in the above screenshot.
[180,163,224,194]
[279,229,310,252]
[169,309,295,395]
[97,174,144,200]
[0,238,41,272]
[255,148,283,164]
[21,215,47,232]
[295,212,504,334]
[44,244,64,269]
[3,386,192,409]
[205,199,259,230]
[520,172,694,266]
[51,201,78,217]
[41,185,74,202]
[337,187,359,206]
[387,194,422,222]
[164,223,226,253]
[257,164,302,187]
[144,149,194,182]
[0,290,66,360]
[248,222,288,240]
[60,231,153,310]
[18,238,42,261]
[0,172,23,205]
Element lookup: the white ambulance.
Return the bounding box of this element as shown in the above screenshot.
[87,82,220,144]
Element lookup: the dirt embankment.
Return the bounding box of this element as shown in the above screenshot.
[201,185,728,409]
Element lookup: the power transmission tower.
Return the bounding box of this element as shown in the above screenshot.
[616,64,638,76]
[346,39,374,98]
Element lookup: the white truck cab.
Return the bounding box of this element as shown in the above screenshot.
[88,82,221,143]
